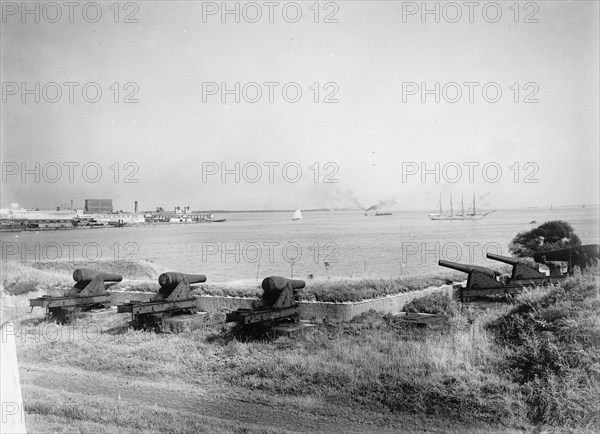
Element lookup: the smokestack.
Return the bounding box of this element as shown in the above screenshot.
[134,201,138,213]
[71,199,73,210]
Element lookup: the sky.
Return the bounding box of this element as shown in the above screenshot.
[1,1,599,212]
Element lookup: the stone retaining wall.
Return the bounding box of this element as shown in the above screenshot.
[109,285,456,322]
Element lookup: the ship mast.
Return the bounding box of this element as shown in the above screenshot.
[450,193,453,217]
[439,192,442,215]
[472,192,476,215]
[461,193,464,216]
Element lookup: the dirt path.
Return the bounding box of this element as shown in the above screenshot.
[19,360,402,433]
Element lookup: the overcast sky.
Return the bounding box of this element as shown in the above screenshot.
[1,1,598,212]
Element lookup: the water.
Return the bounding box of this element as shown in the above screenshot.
[2,207,598,282]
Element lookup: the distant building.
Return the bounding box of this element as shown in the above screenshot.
[85,199,113,213]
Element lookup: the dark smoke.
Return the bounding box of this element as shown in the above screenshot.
[365,198,397,213]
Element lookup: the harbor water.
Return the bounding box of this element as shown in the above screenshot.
[2,207,598,282]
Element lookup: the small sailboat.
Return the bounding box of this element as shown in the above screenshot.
[292,209,303,221]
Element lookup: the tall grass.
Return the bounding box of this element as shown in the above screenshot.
[225,311,526,426]
[487,270,600,428]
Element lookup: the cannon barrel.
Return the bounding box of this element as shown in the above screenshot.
[262,276,306,293]
[486,253,538,268]
[486,253,522,265]
[158,272,207,287]
[73,269,123,283]
[438,260,498,278]
[260,276,305,308]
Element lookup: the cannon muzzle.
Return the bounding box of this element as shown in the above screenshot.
[438,260,498,278]
[73,269,123,283]
[158,272,206,287]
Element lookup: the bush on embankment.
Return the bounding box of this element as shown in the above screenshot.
[487,271,600,428]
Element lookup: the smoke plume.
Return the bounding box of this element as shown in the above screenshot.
[364,198,397,213]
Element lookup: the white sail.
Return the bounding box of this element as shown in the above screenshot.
[292,209,303,220]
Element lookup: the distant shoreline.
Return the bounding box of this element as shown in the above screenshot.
[2,204,599,216]
[159,205,600,214]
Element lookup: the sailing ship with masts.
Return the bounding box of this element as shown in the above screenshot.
[428,192,495,221]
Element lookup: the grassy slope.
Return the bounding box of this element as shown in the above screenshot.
[4,261,598,432]
[2,260,465,302]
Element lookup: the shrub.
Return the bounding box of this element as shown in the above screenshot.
[508,220,582,258]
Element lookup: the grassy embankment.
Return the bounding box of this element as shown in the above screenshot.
[1,259,163,297]
[2,259,598,432]
[2,259,466,303]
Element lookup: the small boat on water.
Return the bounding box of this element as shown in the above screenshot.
[292,209,303,221]
[375,211,392,216]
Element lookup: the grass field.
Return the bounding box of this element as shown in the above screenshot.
[2,261,598,432]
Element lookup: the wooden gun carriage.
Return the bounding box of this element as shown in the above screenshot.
[29,269,122,323]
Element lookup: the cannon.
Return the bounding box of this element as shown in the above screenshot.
[226,276,305,325]
[533,244,600,274]
[486,253,546,279]
[486,253,566,282]
[438,260,520,302]
[29,269,122,323]
[117,272,207,330]
[439,260,503,289]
